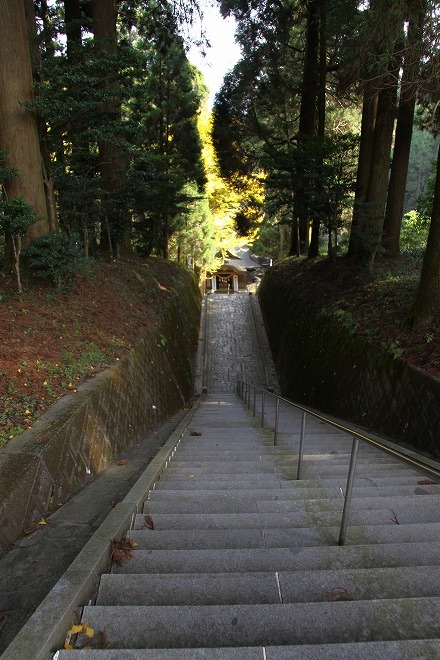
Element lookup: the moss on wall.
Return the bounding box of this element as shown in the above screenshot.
[259,264,440,459]
[0,265,201,553]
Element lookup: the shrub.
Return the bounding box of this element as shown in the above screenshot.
[23,232,85,288]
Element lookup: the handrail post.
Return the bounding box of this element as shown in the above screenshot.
[252,388,256,417]
[261,390,265,427]
[246,383,251,409]
[296,412,307,480]
[274,398,280,446]
[338,436,360,546]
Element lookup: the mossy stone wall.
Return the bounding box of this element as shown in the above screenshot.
[0,266,201,553]
[259,267,440,460]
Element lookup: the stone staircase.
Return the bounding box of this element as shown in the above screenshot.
[55,391,440,658]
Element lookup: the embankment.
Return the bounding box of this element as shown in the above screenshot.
[0,264,201,553]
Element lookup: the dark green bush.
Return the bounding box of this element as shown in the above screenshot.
[23,232,85,288]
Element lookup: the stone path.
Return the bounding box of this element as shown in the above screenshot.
[195,293,279,394]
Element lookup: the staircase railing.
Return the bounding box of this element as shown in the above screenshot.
[237,380,440,546]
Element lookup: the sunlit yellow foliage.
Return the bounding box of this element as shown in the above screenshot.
[197,106,266,264]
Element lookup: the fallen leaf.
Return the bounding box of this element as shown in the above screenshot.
[330,587,353,601]
[64,643,74,650]
[143,514,155,530]
[418,479,437,485]
[111,535,137,566]
[190,431,202,436]
[83,623,95,638]
[189,474,195,479]
[37,518,47,526]
[118,459,128,465]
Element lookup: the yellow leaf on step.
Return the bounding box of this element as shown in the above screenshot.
[64,642,73,650]
[67,622,94,638]
[67,624,83,635]
[83,623,95,638]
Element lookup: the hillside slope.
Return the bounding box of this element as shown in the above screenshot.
[0,258,196,448]
[262,255,440,378]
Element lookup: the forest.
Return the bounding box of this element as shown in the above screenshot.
[0,0,439,326]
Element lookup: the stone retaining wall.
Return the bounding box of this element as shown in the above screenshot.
[0,268,201,553]
[259,269,440,460]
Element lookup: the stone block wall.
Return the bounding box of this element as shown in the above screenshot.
[0,269,201,553]
[259,270,440,460]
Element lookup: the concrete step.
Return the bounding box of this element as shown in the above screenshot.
[144,493,440,514]
[162,463,418,476]
[146,488,438,510]
[128,527,330,549]
[79,598,440,648]
[154,473,425,488]
[97,572,282,606]
[97,564,440,606]
[111,541,440,574]
[129,520,440,548]
[266,521,440,546]
[172,452,406,465]
[150,474,439,499]
[133,508,440,530]
[52,639,440,659]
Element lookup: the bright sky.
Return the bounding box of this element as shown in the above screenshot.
[187,4,241,106]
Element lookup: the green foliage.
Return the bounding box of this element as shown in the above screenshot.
[399,210,428,257]
[22,232,85,288]
[0,149,18,186]
[405,128,439,213]
[0,196,38,237]
[416,163,437,225]
[28,2,208,263]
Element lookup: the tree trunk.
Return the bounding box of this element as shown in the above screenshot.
[296,0,320,253]
[25,0,59,233]
[410,144,440,326]
[358,72,398,265]
[347,79,378,257]
[65,0,82,62]
[0,0,49,251]
[309,0,327,259]
[92,0,130,257]
[383,0,424,256]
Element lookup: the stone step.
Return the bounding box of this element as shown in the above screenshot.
[133,507,440,530]
[52,639,440,660]
[97,565,440,607]
[162,463,418,476]
[149,483,440,498]
[96,572,281,606]
[79,598,440,648]
[111,541,440,575]
[144,493,440,514]
[154,473,424,487]
[172,451,404,463]
[129,520,440,549]
[128,527,329,549]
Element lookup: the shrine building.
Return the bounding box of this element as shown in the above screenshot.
[206,248,259,293]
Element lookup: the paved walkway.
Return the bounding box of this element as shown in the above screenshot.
[195,293,279,394]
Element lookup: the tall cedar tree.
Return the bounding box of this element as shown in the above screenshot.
[383,0,426,256]
[92,0,130,258]
[0,0,49,268]
[410,143,440,325]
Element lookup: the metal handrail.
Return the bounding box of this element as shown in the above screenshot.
[237,379,440,546]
